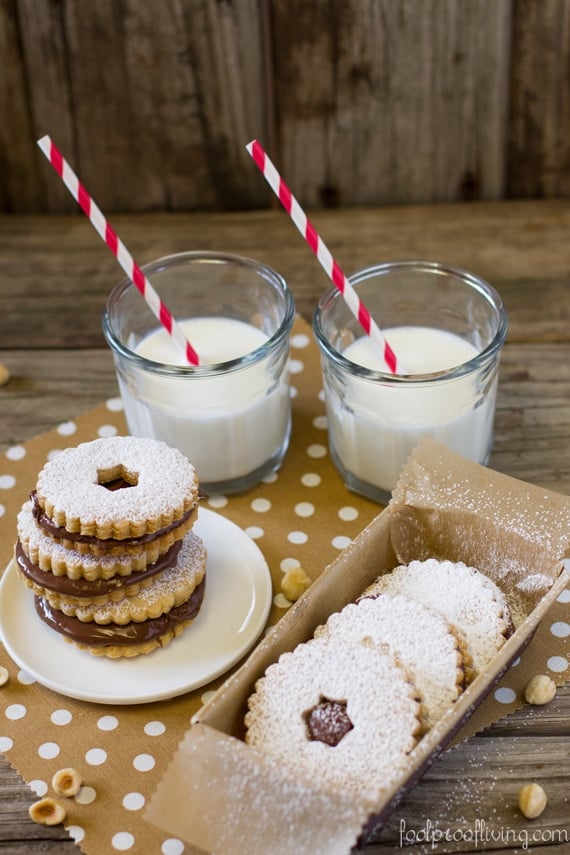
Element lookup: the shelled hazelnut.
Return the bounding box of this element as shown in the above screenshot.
[281,565,311,601]
[52,767,83,797]
[29,797,66,826]
[524,674,556,706]
[518,782,547,819]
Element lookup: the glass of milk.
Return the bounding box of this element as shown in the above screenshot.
[102,251,295,494]
[313,261,508,504]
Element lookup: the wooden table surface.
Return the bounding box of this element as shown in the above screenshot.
[0,201,569,853]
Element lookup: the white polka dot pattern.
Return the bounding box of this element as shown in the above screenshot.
[29,779,48,796]
[6,446,26,461]
[67,825,85,843]
[51,709,72,725]
[98,424,119,438]
[85,748,107,765]
[76,786,97,805]
[57,421,77,436]
[494,687,517,704]
[5,704,26,720]
[38,742,60,760]
[133,754,155,772]
[123,792,145,811]
[98,715,119,731]
[162,840,185,855]
[547,655,568,673]
[112,831,135,850]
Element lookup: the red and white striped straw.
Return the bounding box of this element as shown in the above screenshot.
[37,135,199,365]
[246,139,401,374]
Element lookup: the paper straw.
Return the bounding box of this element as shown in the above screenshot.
[37,135,199,366]
[246,139,401,374]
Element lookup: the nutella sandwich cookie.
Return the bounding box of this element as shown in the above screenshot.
[315,593,471,730]
[33,532,207,659]
[16,501,180,580]
[15,537,183,609]
[362,559,514,675]
[245,636,422,798]
[40,531,206,624]
[34,578,206,659]
[34,435,199,542]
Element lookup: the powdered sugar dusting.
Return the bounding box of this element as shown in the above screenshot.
[316,594,465,729]
[245,636,421,798]
[392,441,570,572]
[363,559,513,674]
[35,436,198,535]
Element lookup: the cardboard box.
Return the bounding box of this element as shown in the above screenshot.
[146,439,570,854]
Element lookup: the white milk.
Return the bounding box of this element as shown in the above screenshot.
[118,317,290,487]
[136,317,268,367]
[326,326,497,496]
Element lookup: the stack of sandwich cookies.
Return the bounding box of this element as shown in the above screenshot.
[15,436,206,658]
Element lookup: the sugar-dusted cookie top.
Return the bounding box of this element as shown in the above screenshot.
[316,592,470,729]
[34,436,199,539]
[363,559,513,675]
[245,635,422,799]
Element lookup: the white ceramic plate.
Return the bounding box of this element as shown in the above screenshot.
[0,508,272,705]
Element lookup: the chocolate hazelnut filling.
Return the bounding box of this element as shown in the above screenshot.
[34,576,206,647]
[15,538,182,598]
[30,491,196,549]
[304,697,354,746]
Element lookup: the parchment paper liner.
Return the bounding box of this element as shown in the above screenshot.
[146,438,570,854]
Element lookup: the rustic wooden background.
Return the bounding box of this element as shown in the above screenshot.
[1,0,569,214]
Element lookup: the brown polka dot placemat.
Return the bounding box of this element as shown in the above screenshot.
[0,316,568,854]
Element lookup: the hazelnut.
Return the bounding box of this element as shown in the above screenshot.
[0,364,10,386]
[281,566,311,602]
[0,666,9,687]
[28,797,66,825]
[518,782,547,819]
[524,674,556,705]
[52,767,82,797]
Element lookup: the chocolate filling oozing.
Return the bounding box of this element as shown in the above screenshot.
[99,477,136,491]
[34,576,206,647]
[304,697,354,746]
[30,491,196,549]
[15,538,182,598]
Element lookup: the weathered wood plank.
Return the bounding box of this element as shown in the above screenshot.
[16,0,268,213]
[2,1,570,212]
[0,350,118,449]
[368,736,570,853]
[0,759,75,851]
[508,0,570,198]
[491,343,570,491]
[485,685,570,737]
[0,0,45,213]
[271,0,511,207]
[2,201,569,347]
[0,201,570,348]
